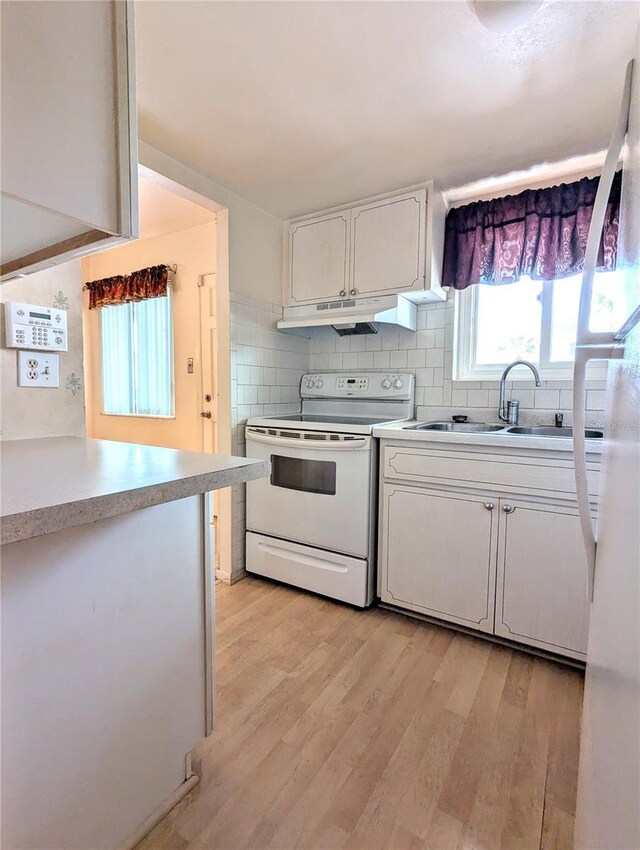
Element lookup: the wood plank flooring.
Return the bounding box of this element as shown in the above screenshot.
[138,577,583,850]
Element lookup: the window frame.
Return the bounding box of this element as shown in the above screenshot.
[452,281,608,382]
[99,289,176,419]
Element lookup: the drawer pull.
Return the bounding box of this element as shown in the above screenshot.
[483,502,495,511]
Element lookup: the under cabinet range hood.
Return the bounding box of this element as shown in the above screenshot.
[277,294,417,335]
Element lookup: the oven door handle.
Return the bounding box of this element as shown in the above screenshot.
[246,431,370,450]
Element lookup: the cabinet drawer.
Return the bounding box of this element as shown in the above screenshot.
[382,445,600,500]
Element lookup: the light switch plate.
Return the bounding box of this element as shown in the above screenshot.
[17,351,60,388]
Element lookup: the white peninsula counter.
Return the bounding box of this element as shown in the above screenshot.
[1,437,270,850]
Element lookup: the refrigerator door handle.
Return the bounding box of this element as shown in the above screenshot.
[576,59,634,352]
[573,58,634,602]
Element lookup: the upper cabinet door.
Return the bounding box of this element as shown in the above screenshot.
[1,0,138,281]
[350,190,426,298]
[288,212,351,305]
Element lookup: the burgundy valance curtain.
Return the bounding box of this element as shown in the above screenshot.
[442,172,622,290]
[84,264,170,310]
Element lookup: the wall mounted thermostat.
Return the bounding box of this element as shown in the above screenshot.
[5,301,68,351]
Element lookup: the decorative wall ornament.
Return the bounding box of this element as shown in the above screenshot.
[66,372,82,397]
[53,290,70,311]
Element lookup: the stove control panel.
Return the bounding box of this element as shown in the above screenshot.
[301,372,414,400]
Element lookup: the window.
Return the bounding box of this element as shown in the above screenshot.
[101,293,174,416]
[454,270,628,381]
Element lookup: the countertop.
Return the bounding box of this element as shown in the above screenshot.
[1,437,270,545]
[373,421,604,455]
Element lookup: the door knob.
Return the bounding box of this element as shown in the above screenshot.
[483,502,495,511]
[502,504,516,514]
[201,411,212,419]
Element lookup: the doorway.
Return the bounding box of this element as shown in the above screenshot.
[82,168,232,577]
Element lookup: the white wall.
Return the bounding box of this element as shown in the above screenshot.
[0,262,85,441]
[139,142,283,305]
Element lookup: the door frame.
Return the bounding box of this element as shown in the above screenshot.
[125,164,233,581]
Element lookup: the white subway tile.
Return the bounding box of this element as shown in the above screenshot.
[586,390,607,410]
[357,352,375,368]
[451,388,467,407]
[390,349,408,368]
[424,387,444,406]
[425,348,444,368]
[373,350,391,368]
[407,349,427,368]
[534,389,560,409]
[426,309,446,329]
[416,368,435,387]
[467,389,489,407]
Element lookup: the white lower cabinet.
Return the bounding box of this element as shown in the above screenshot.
[379,443,595,661]
[380,484,498,633]
[495,499,589,659]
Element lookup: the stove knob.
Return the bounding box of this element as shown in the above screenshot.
[393,378,404,389]
[315,379,324,389]
[305,378,315,389]
[381,378,392,390]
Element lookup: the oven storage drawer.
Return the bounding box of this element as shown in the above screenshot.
[246,532,373,608]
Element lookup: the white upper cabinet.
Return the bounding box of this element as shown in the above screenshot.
[1,0,138,281]
[285,183,446,307]
[350,190,425,298]
[288,212,350,305]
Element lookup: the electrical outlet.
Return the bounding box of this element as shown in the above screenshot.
[17,351,60,388]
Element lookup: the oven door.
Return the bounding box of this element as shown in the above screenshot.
[245,427,373,558]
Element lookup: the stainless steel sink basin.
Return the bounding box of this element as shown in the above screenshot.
[506,426,604,438]
[405,422,506,433]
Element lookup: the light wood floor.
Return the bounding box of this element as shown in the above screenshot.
[139,577,583,850]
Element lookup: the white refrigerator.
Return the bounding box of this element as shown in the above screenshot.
[574,23,640,850]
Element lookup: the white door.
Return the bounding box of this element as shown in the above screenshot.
[288,211,350,304]
[245,429,373,558]
[494,498,590,659]
[380,484,498,633]
[350,190,426,298]
[199,272,217,454]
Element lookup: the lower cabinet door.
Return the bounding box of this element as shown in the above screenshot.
[495,499,590,659]
[380,484,498,633]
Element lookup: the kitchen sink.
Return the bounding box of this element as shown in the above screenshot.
[405,422,506,433]
[505,426,604,438]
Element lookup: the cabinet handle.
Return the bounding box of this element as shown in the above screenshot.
[483,502,494,511]
[502,504,516,514]
[339,290,347,297]
[200,411,212,419]
[350,288,358,296]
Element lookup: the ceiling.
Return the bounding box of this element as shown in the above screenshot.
[138,175,216,239]
[135,0,639,220]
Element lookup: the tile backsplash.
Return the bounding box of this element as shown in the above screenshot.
[230,291,310,579]
[308,298,607,427]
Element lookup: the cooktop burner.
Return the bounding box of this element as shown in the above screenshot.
[272,414,394,426]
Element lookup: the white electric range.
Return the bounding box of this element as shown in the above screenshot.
[244,372,414,607]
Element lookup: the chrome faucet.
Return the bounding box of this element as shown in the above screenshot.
[498,359,542,425]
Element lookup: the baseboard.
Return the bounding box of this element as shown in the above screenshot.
[116,774,199,850]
